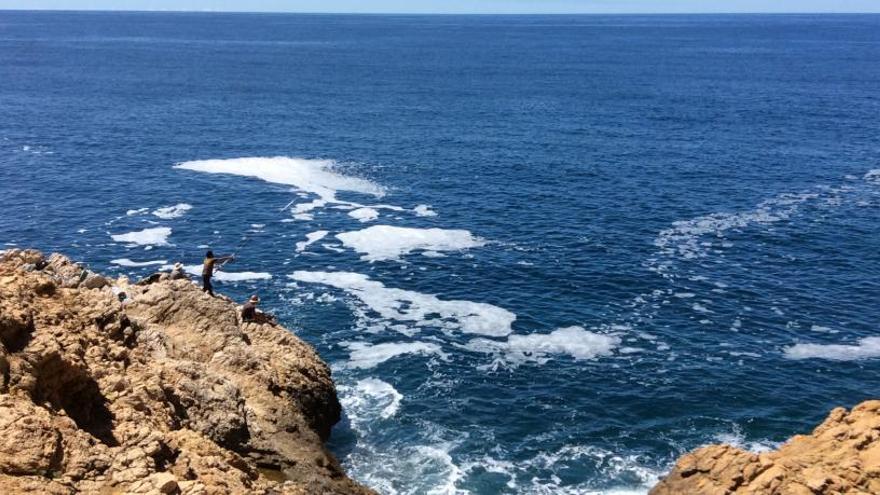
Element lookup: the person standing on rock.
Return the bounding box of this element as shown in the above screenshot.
[202,250,233,297]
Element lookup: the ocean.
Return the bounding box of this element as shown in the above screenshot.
[2,11,880,494]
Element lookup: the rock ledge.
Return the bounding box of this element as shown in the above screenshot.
[0,249,373,495]
[651,401,880,495]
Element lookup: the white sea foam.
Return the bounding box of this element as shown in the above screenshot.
[126,207,149,216]
[180,264,271,281]
[714,426,780,453]
[175,156,385,200]
[464,326,620,367]
[111,258,167,267]
[349,207,380,222]
[111,227,172,246]
[414,204,438,217]
[652,187,857,260]
[458,444,661,495]
[291,271,515,336]
[784,337,880,361]
[340,436,465,495]
[295,230,329,252]
[342,341,448,369]
[212,271,273,282]
[338,378,403,421]
[335,225,486,261]
[291,198,327,217]
[865,169,880,184]
[152,203,192,219]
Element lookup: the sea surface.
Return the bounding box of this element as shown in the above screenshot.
[2,11,880,494]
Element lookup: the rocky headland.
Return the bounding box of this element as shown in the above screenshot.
[651,401,880,494]
[0,249,373,495]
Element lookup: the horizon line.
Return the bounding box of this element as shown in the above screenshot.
[2,8,880,16]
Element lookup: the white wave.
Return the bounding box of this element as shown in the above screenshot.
[458,444,661,495]
[110,227,172,246]
[126,207,149,216]
[464,326,620,367]
[111,258,167,267]
[291,271,515,337]
[335,225,486,262]
[175,156,385,201]
[295,230,329,252]
[181,264,271,281]
[651,185,861,260]
[152,203,192,219]
[341,437,464,495]
[414,204,438,217]
[342,341,447,369]
[865,169,880,184]
[656,207,792,260]
[784,337,880,361]
[339,378,403,422]
[714,427,779,454]
[349,207,380,222]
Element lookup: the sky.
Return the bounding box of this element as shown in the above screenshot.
[1,0,879,14]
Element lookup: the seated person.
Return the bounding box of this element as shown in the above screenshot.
[241,294,259,322]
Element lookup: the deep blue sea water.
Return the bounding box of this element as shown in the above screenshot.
[2,11,880,494]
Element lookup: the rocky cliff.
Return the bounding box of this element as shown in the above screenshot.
[651,401,880,495]
[0,249,373,495]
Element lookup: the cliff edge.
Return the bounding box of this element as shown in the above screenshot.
[651,401,880,495]
[0,249,373,495]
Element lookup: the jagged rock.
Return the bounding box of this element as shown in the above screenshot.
[0,249,373,495]
[651,401,880,495]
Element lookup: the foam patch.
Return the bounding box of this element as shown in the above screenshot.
[175,156,385,201]
[464,326,621,367]
[414,204,438,217]
[110,227,172,246]
[295,230,329,252]
[342,341,448,369]
[111,258,168,267]
[784,337,880,361]
[152,203,192,219]
[349,207,380,222]
[335,225,486,261]
[290,271,515,336]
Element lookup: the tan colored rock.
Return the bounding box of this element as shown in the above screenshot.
[0,249,373,495]
[651,401,880,495]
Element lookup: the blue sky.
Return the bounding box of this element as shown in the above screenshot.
[1,0,879,14]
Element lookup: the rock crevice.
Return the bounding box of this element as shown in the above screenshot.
[0,249,372,495]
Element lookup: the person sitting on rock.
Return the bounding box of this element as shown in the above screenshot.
[241,294,259,322]
[170,262,187,280]
[202,250,233,297]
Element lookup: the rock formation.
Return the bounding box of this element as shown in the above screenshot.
[651,401,880,495]
[0,249,374,495]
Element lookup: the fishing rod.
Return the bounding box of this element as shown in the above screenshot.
[279,198,298,212]
[213,194,297,273]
